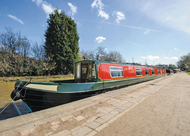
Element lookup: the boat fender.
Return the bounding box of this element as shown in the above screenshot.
[10,89,21,101]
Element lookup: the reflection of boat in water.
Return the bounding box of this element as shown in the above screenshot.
[11,60,166,110]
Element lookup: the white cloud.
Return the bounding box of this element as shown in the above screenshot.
[76,21,82,27]
[164,56,179,61]
[126,40,143,46]
[109,23,164,34]
[42,3,54,15]
[32,0,55,17]
[68,3,77,16]
[170,57,179,61]
[144,29,150,35]
[8,15,24,24]
[95,36,106,43]
[113,11,125,24]
[91,0,109,20]
[98,10,109,20]
[135,0,190,34]
[91,0,103,9]
[32,0,43,6]
[142,55,160,61]
[174,47,178,51]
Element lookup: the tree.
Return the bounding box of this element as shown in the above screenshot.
[0,28,31,76]
[105,51,125,63]
[79,50,95,60]
[0,28,20,57]
[32,42,45,61]
[95,46,107,60]
[177,53,190,71]
[44,9,79,74]
[17,34,31,75]
[168,64,176,69]
[79,46,125,63]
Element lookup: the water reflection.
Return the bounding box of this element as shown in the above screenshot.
[0,101,31,120]
[0,78,75,120]
[0,82,15,108]
[0,82,30,120]
[0,81,85,120]
[0,79,96,120]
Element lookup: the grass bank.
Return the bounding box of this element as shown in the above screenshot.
[0,75,74,83]
[187,72,190,75]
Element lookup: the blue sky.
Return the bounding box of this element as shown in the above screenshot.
[1,0,190,65]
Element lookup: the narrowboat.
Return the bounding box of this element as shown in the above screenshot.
[11,60,166,110]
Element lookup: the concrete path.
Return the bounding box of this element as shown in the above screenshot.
[1,73,190,136]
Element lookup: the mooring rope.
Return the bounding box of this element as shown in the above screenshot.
[0,80,37,135]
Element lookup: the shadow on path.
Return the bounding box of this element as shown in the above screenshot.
[0,101,31,120]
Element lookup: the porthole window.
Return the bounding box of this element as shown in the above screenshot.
[151,69,155,75]
[145,69,149,75]
[157,70,160,74]
[135,69,142,76]
[110,67,123,78]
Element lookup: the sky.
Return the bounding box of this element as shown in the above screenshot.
[1,0,190,65]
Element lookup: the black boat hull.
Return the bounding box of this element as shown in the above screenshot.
[21,89,102,111]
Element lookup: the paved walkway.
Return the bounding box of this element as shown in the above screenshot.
[1,73,190,136]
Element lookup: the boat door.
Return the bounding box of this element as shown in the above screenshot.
[75,62,96,83]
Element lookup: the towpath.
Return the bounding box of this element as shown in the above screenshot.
[1,72,190,136]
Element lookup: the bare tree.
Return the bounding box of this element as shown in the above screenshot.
[0,28,20,56]
[105,51,125,63]
[32,42,45,61]
[80,50,95,60]
[79,46,125,63]
[0,28,32,76]
[95,46,107,60]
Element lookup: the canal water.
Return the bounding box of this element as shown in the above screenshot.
[0,76,95,120]
[0,77,75,120]
[0,82,31,120]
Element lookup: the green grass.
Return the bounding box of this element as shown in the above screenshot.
[0,75,74,83]
[187,72,190,75]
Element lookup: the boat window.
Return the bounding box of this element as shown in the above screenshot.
[145,69,149,75]
[92,63,96,78]
[151,69,155,75]
[82,67,87,74]
[76,63,81,79]
[110,66,123,78]
[157,70,160,74]
[135,69,142,76]
[88,64,92,79]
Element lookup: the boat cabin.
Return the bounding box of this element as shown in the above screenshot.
[75,61,97,83]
